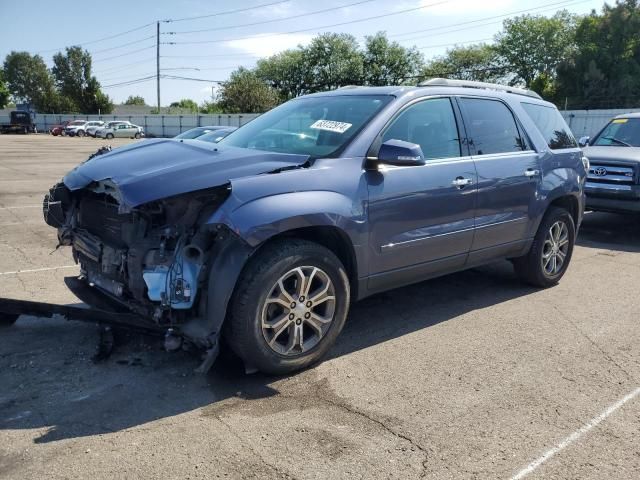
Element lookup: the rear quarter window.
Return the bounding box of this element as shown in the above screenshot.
[521,103,577,150]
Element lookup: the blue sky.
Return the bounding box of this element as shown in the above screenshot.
[0,0,605,106]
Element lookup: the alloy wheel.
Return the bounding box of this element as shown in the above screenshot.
[542,220,569,276]
[261,266,336,356]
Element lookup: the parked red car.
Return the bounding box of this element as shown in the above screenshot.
[50,121,70,136]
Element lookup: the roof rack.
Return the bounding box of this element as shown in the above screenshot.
[418,78,542,100]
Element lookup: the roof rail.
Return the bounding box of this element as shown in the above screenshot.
[418,78,542,100]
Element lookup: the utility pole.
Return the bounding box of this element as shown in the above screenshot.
[156,21,160,114]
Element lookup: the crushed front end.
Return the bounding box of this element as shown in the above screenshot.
[43,179,231,342]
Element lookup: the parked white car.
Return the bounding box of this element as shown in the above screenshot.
[84,121,108,138]
[65,120,104,137]
[93,121,128,138]
[99,122,144,139]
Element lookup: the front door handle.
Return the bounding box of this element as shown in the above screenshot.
[452,177,472,188]
[524,168,540,177]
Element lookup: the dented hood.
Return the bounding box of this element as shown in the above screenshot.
[63,139,309,207]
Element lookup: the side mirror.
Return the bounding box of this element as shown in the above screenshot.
[578,136,590,147]
[376,139,425,167]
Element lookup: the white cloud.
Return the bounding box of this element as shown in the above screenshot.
[224,33,314,58]
[421,0,514,15]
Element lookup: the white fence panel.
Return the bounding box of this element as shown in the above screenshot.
[0,113,260,137]
[2,109,640,139]
[561,108,640,137]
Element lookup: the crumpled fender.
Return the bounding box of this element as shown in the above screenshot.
[208,189,364,248]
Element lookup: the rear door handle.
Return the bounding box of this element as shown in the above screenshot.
[524,169,540,177]
[452,177,473,188]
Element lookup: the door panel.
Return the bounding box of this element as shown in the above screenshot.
[472,151,540,250]
[456,97,540,254]
[368,159,477,275]
[366,97,477,283]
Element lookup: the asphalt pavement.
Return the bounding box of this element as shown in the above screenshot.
[0,134,638,479]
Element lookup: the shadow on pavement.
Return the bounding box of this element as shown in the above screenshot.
[0,260,536,444]
[5,212,634,444]
[578,211,640,252]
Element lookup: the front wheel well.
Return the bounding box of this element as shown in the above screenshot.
[256,227,358,299]
[549,195,580,226]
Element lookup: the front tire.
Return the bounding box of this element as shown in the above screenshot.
[225,239,350,375]
[76,130,85,137]
[513,207,576,288]
[106,133,114,139]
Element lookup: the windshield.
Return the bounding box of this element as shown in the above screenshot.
[175,127,214,139]
[69,121,85,126]
[593,118,640,147]
[220,95,392,157]
[197,128,236,143]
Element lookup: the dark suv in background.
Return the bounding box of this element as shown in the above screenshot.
[43,79,586,374]
[580,113,640,213]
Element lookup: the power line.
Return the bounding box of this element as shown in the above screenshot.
[161,75,225,83]
[414,37,494,50]
[169,0,377,35]
[89,35,156,55]
[169,0,449,45]
[93,45,156,63]
[102,75,157,88]
[390,0,591,39]
[94,58,157,75]
[161,53,260,58]
[163,0,290,23]
[33,1,290,55]
[35,22,156,54]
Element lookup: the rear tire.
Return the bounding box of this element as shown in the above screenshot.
[0,313,19,327]
[106,133,114,139]
[225,239,350,375]
[513,207,576,288]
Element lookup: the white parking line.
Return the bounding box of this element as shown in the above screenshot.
[0,265,77,276]
[510,386,640,480]
[0,205,42,210]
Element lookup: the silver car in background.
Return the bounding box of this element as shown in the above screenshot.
[98,122,144,139]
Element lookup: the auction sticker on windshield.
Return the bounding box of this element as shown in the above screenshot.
[310,120,352,134]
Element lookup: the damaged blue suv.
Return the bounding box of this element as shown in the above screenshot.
[43,79,587,374]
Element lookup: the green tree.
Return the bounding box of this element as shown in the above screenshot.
[52,46,113,113]
[200,100,223,114]
[495,10,577,96]
[124,95,146,106]
[3,51,56,111]
[556,0,640,108]
[256,49,311,100]
[169,98,199,111]
[304,33,363,90]
[421,44,507,83]
[218,67,279,113]
[0,69,10,108]
[363,32,423,86]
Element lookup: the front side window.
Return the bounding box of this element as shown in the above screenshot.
[381,97,461,160]
[459,98,526,155]
[220,95,392,158]
[592,117,640,147]
[521,102,577,149]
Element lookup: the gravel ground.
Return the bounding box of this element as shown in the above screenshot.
[0,134,639,479]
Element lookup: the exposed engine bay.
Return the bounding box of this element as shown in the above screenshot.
[43,179,230,334]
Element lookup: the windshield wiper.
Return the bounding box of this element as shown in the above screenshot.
[601,136,632,147]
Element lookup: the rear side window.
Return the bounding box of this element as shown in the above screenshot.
[458,98,527,155]
[521,102,577,149]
